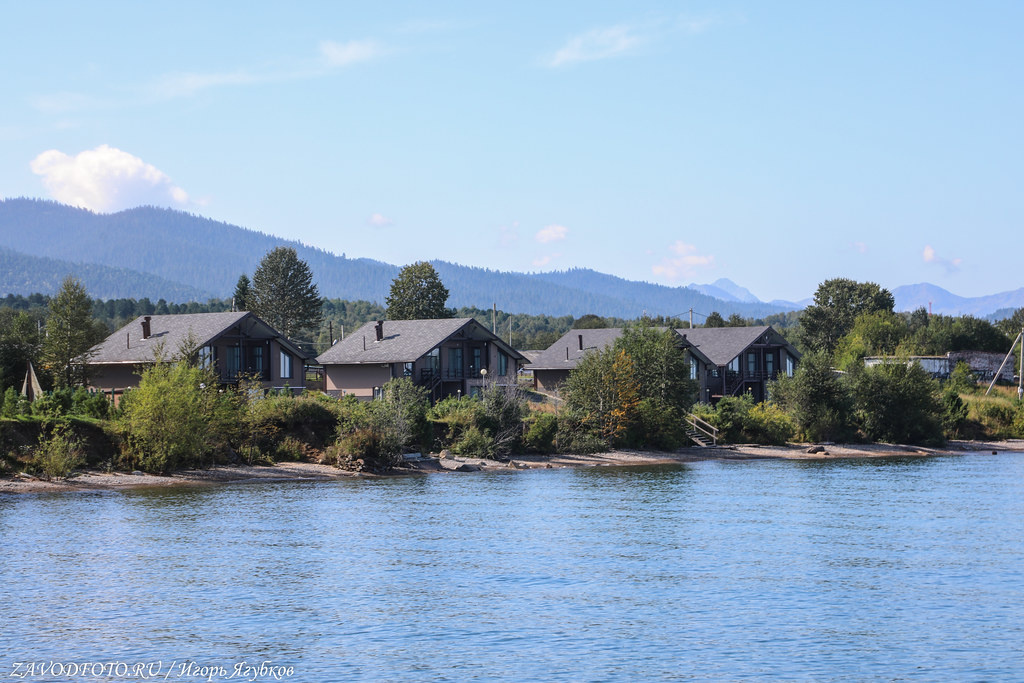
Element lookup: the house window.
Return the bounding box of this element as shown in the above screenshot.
[728,357,739,373]
[786,354,795,377]
[249,346,263,376]
[226,346,241,379]
[280,351,293,379]
[498,352,508,377]
[470,348,482,374]
[747,353,757,375]
[404,362,414,377]
[689,360,697,380]
[766,353,775,376]
[198,345,214,370]
[427,348,439,374]
[448,348,463,377]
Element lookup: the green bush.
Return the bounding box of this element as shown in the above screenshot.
[452,424,493,457]
[745,401,796,445]
[524,413,558,453]
[71,387,110,419]
[118,361,237,473]
[2,387,20,418]
[32,420,85,481]
[633,399,687,450]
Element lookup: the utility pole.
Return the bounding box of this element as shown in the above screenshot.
[689,308,694,329]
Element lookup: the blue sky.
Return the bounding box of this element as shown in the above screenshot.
[2,2,1022,303]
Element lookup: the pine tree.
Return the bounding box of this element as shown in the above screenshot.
[250,247,322,339]
[386,261,451,320]
[43,276,96,388]
[233,274,251,311]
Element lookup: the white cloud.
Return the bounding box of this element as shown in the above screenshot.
[535,224,568,243]
[30,145,190,213]
[547,25,644,67]
[651,241,714,280]
[368,212,393,228]
[851,241,868,254]
[320,40,385,67]
[498,222,519,247]
[533,253,562,268]
[922,245,962,273]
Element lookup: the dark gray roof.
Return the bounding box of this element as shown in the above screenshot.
[675,326,800,366]
[316,318,526,365]
[86,312,309,364]
[528,328,626,370]
[530,325,798,371]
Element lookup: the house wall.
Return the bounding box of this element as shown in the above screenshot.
[89,365,143,393]
[534,369,570,393]
[323,364,392,399]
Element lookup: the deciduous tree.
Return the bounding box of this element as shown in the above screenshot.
[800,278,894,355]
[42,276,101,388]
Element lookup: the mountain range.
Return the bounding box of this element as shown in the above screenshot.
[0,198,1021,319]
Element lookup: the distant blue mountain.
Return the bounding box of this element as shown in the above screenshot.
[0,198,801,318]
[892,282,1024,316]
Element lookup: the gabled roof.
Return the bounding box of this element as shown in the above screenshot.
[528,328,625,371]
[675,326,801,366]
[86,312,310,364]
[531,325,798,371]
[316,318,526,365]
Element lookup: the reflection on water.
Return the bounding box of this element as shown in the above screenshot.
[2,454,1023,681]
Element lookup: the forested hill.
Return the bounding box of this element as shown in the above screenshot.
[0,247,212,301]
[0,198,791,318]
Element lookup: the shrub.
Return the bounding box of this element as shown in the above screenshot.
[33,420,85,481]
[118,361,237,473]
[71,387,109,419]
[633,399,687,450]
[745,401,796,445]
[524,413,558,453]
[2,387,20,418]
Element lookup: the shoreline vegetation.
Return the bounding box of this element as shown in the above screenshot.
[3,440,1021,495]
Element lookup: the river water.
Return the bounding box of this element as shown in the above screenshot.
[2,453,1023,681]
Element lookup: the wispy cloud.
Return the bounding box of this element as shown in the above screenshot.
[498,222,519,247]
[851,241,868,254]
[651,240,714,280]
[30,145,190,213]
[535,224,569,243]
[533,253,562,268]
[546,25,645,67]
[368,213,393,228]
[33,39,386,111]
[544,14,718,68]
[922,245,962,273]
[320,39,385,68]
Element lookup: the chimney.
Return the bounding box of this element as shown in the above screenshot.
[375,320,384,342]
[141,316,152,339]
[578,334,583,351]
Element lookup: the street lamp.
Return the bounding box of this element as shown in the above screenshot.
[480,367,487,391]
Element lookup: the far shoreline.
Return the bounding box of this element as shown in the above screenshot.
[3,439,1022,495]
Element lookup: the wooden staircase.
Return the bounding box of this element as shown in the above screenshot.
[685,413,718,448]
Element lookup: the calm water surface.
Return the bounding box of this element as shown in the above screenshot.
[2,454,1023,681]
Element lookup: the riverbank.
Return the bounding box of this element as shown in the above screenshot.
[3,440,1023,494]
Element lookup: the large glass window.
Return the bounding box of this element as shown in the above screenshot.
[470,348,482,374]
[198,345,214,370]
[498,352,508,376]
[748,352,757,375]
[280,350,293,379]
[249,346,263,376]
[448,348,463,377]
[786,354,795,377]
[226,346,241,379]
[765,353,775,376]
[728,357,739,373]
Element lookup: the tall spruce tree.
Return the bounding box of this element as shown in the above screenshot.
[233,274,251,311]
[43,276,97,387]
[250,247,322,340]
[386,261,451,320]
